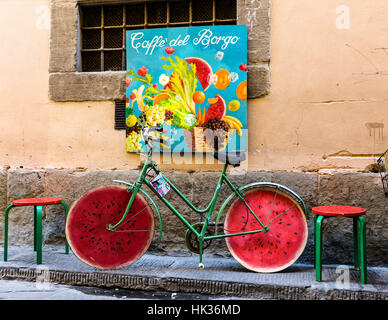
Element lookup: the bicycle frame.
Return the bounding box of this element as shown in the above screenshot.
[108,155,268,261]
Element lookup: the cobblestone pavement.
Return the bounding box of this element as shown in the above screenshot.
[0,279,248,300]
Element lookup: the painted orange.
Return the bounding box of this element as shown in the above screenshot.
[207,97,219,104]
[236,81,247,101]
[192,91,205,104]
[214,69,231,90]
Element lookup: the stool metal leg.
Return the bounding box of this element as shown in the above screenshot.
[35,206,43,264]
[315,215,325,281]
[60,202,69,254]
[34,206,37,252]
[313,214,318,264]
[3,205,14,262]
[358,216,367,284]
[353,217,359,270]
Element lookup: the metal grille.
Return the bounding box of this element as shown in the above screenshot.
[114,100,126,130]
[147,2,168,24]
[192,0,213,21]
[377,149,388,197]
[80,0,237,72]
[105,50,124,71]
[215,0,236,20]
[170,1,190,23]
[104,5,124,26]
[81,51,101,71]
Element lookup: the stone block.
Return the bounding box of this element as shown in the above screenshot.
[238,0,271,63]
[49,1,78,73]
[6,169,45,246]
[247,64,270,99]
[49,72,126,102]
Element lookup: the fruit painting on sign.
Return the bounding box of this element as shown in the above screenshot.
[125,26,247,153]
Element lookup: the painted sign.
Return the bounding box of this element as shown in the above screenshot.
[125,25,247,153]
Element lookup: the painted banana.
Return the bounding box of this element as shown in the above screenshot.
[222,115,243,136]
[223,118,235,134]
[223,115,243,128]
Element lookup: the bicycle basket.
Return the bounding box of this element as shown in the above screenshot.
[377,148,388,197]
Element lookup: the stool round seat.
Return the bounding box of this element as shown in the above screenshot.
[4,197,69,264]
[312,205,366,217]
[12,197,63,206]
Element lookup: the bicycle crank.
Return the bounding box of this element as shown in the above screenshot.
[185,222,213,254]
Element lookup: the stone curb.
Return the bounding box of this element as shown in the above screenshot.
[1,266,387,300]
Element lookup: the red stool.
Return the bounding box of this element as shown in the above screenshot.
[3,197,69,264]
[313,205,367,284]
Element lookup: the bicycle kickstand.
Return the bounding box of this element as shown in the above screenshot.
[198,238,205,269]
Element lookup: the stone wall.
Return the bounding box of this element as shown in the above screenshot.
[0,168,387,267]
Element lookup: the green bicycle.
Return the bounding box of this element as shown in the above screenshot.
[66,126,308,272]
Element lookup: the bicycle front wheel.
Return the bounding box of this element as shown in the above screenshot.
[66,185,154,270]
[224,186,308,273]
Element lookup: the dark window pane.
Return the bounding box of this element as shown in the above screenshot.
[104,28,123,48]
[216,0,236,20]
[82,51,101,72]
[169,1,190,23]
[192,21,213,26]
[126,3,145,25]
[147,2,167,24]
[170,23,190,28]
[192,0,213,21]
[104,5,123,26]
[104,50,123,71]
[146,25,168,29]
[215,20,236,25]
[81,5,101,27]
[126,26,144,32]
[82,29,101,49]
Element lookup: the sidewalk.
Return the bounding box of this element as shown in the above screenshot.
[0,246,387,300]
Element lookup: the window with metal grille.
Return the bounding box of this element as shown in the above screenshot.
[80,0,237,73]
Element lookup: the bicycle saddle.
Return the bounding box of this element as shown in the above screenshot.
[213,151,246,167]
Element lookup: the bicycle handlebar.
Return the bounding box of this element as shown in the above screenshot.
[144,126,163,133]
[141,126,168,151]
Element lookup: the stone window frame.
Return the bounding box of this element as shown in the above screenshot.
[49,0,270,102]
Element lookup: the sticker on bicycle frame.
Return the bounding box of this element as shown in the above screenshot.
[150,174,170,197]
[125,25,248,154]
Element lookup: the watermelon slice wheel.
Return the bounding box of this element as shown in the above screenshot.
[224,186,308,273]
[66,185,154,270]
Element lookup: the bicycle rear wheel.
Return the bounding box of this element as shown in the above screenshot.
[224,186,308,273]
[66,185,154,270]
